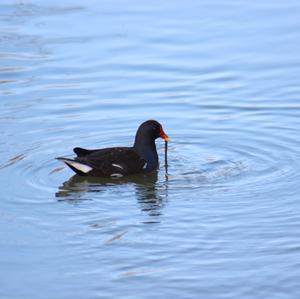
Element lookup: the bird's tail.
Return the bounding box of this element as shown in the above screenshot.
[56,157,93,175]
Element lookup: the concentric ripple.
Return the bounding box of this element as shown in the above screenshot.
[2,106,300,205]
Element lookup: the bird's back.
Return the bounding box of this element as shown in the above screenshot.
[74,146,146,177]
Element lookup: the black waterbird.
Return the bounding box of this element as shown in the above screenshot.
[56,120,170,177]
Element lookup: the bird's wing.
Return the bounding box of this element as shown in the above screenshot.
[75,147,146,176]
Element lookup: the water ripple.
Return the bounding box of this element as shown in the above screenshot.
[1,1,300,299]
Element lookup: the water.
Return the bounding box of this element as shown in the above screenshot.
[1,0,300,298]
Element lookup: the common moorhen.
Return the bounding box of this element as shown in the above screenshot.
[56,120,170,177]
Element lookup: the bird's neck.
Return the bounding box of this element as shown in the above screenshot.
[134,137,158,172]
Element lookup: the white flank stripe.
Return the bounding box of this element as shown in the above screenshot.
[143,162,148,169]
[64,160,93,173]
[110,173,123,178]
[112,163,124,169]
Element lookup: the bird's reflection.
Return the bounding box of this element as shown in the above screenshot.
[56,171,168,217]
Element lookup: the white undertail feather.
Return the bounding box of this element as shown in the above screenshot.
[62,159,93,173]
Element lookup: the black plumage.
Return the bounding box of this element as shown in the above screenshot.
[56,120,170,177]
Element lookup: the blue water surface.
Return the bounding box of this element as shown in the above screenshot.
[1,1,300,298]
